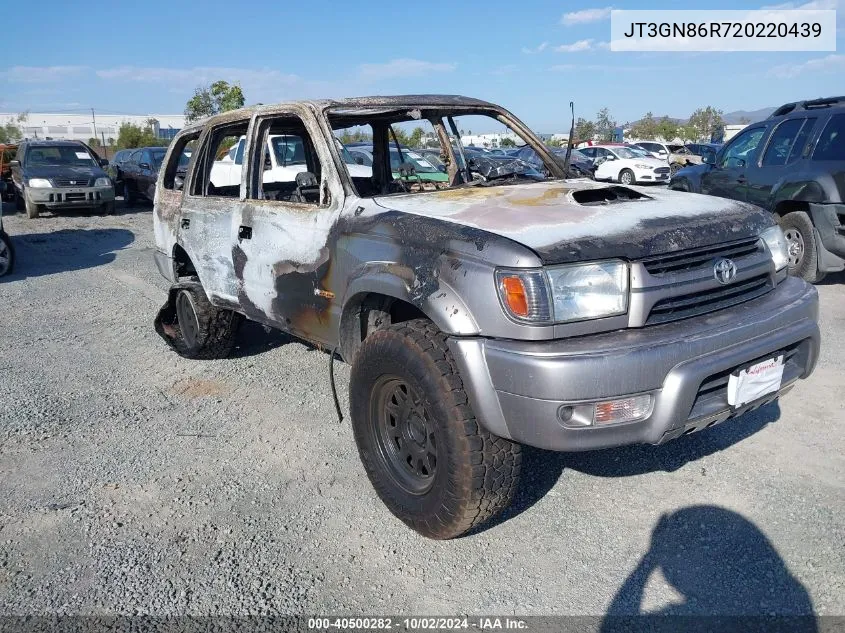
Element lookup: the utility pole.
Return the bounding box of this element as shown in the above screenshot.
[91,108,98,144]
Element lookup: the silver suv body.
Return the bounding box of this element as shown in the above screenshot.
[152,96,819,539]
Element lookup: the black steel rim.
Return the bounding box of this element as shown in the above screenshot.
[175,291,200,348]
[371,375,438,495]
[784,228,804,267]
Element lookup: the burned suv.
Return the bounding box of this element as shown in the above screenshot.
[152,96,819,539]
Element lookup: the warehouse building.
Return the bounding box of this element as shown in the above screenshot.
[0,112,186,144]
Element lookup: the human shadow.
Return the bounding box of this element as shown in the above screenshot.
[0,228,134,281]
[600,505,816,632]
[817,269,845,286]
[470,403,779,536]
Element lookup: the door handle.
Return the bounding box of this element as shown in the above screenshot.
[736,176,746,184]
[238,225,253,241]
[180,218,190,229]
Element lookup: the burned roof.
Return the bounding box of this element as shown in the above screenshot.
[181,95,499,132]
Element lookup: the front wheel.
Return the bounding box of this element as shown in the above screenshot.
[0,232,14,276]
[24,197,40,219]
[779,211,826,283]
[618,168,635,185]
[350,319,522,539]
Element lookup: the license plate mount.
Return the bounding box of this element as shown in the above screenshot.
[727,355,784,408]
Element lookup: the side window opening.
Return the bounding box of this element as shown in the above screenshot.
[762,119,804,167]
[812,114,845,161]
[163,131,201,191]
[193,122,250,198]
[787,117,816,163]
[720,128,765,168]
[249,116,323,206]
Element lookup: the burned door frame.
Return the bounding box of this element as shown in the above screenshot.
[233,105,346,346]
[178,115,253,306]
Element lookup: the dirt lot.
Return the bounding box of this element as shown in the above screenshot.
[1,201,843,618]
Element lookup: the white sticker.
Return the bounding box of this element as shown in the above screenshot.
[727,356,784,407]
[75,152,90,160]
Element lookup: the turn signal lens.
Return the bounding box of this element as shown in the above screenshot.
[501,276,529,318]
[593,395,653,425]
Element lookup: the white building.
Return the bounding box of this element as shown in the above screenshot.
[460,132,521,148]
[0,112,186,143]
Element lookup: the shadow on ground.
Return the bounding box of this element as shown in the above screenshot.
[473,402,780,535]
[599,505,816,631]
[818,269,845,285]
[229,321,296,358]
[0,228,135,280]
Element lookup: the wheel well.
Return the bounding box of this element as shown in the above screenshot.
[341,293,427,361]
[772,200,811,217]
[172,244,197,279]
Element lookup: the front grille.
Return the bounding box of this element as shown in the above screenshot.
[53,178,91,187]
[641,238,761,276]
[654,167,670,174]
[646,273,772,325]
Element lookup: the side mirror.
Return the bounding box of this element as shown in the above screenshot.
[9,160,20,168]
[99,158,110,167]
[702,153,714,165]
[355,157,364,165]
[264,156,272,171]
[174,175,184,191]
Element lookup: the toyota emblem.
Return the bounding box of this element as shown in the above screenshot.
[713,258,737,285]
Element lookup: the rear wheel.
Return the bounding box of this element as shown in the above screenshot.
[619,168,635,185]
[779,211,826,284]
[0,232,14,276]
[350,319,522,539]
[155,283,243,359]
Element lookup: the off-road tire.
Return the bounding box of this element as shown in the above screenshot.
[779,211,826,284]
[0,231,14,277]
[350,318,522,539]
[157,283,243,359]
[619,168,635,185]
[25,197,40,219]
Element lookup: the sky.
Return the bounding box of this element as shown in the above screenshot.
[2,0,843,132]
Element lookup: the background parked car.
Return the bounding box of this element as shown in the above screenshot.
[0,181,13,276]
[9,140,115,218]
[0,144,18,201]
[107,149,134,190]
[670,96,845,283]
[579,144,670,184]
[513,145,594,178]
[121,147,167,205]
[685,142,722,165]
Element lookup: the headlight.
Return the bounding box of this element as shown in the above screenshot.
[634,163,652,169]
[94,177,111,187]
[28,178,51,188]
[496,260,629,324]
[760,225,789,271]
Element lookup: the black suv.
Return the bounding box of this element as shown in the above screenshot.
[670,96,845,283]
[119,146,167,205]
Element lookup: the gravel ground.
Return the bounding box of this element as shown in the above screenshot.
[0,201,843,618]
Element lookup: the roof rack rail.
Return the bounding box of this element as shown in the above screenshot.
[770,96,845,117]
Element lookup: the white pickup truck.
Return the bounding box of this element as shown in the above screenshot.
[211,134,370,187]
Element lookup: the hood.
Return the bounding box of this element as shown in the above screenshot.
[24,164,106,181]
[373,180,772,264]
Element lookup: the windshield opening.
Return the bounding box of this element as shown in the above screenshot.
[329,106,560,198]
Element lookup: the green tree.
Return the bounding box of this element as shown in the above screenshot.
[688,106,725,142]
[655,116,679,142]
[595,107,616,142]
[678,124,699,143]
[574,117,596,141]
[115,122,166,149]
[629,112,658,140]
[408,126,425,147]
[88,137,101,148]
[0,112,27,144]
[500,137,516,147]
[184,80,246,122]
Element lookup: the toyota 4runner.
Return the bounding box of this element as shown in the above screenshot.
[152,96,820,539]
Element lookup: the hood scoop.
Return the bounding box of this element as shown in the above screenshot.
[572,186,650,206]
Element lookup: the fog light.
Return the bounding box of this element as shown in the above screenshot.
[593,395,652,425]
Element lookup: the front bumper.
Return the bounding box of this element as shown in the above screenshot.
[449,277,819,452]
[634,167,670,182]
[26,185,115,208]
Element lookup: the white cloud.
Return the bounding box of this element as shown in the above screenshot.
[561,7,613,25]
[96,66,300,87]
[521,42,549,54]
[767,53,845,78]
[0,66,88,83]
[555,39,597,52]
[491,64,518,75]
[356,59,456,81]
